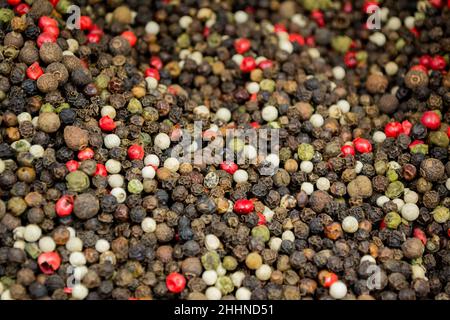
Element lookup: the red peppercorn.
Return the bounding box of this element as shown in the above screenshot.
[343,1,353,13]
[419,55,432,68]
[429,0,444,8]
[89,24,104,36]
[150,56,163,70]
[202,27,210,37]
[37,32,56,48]
[379,219,386,230]
[323,272,338,288]
[258,59,273,69]
[233,199,254,214]
[128,144,144,160]
[401,120,413,136]
[362,1,379,13]
[410,64,428,73]
[413,228,427,245]
[273,24,287,33]
[166,272,186,294]
[66,160,79,172]
[240,56,256,73]
[409,140,424,149]
[289,33,305,45]
[38,16,58,30]
[344,51,357,68]
[430,55,446,71]
[26,62,44,80]
[38,252,61,275]
[94,163,107,177]
[220,161,238,174]
[257,212,266,225]
[99,115,116,132]
[7,0,21,5]
[234,38,251,54]
[79,16,93,31]
[55,195,74,217]
[310,9,325,27]
[305,35,315,46]
[14,3,29,15]
[249,122,260,129]
[421,111,441,130]
[384,122,403,138]
[353,137,372,153]
[410,27,420,38]
[145,68,160,80]
[63,287,72,294]
[78,147,95,161]
[340,145,355,156]
[447,127,450,138]
[121,31,137,47]
[86,32,101,44]
[49,0,59,6]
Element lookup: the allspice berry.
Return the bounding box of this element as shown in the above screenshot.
[73,193,100,220]
[64,126,89,151]
[38,112,60,133]
[378,94,399,114]
[366,73,388,94]
[347,176,373,198]
[402,238,424,259]
[46,62,69,85]
[19,43,39,65]
[420,158,445,182]
[112,6,133,24]
[39,42,63,64]
[37,73,59,93]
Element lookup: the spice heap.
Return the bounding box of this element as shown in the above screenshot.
[0,0,449,301]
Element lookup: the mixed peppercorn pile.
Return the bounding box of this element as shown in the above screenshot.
[0,0,449,300]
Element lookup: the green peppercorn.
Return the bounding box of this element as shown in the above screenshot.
[66,170,90,192]
[297,143,314,161]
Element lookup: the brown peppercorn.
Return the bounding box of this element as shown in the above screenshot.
[38,112,60,133]
[402,164,417,181]
[366,73,388,94]
[284,159,298,173]
[17,268,36,286]
[19,42,39,65]
[64,126,89,151]
[61,55,83,72]
[37,73,59,93]
[154,223,174,242]
[156,245,173,263]
[420,158,445,182]
[404,69,429,90]
[309,190,332,213]
[402,238,424,259]
[17,167,36,183]
[52,226,70,245]
[112,5,133,24]
[73,193,100,220]
[378,94,399,114]
[39,42,63,64]
[109,36,131,56]
[347,176,373,198]
[324,222,343,240]
[181,257,202,277]
[46,62,69,85]
[4,32,24,48]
